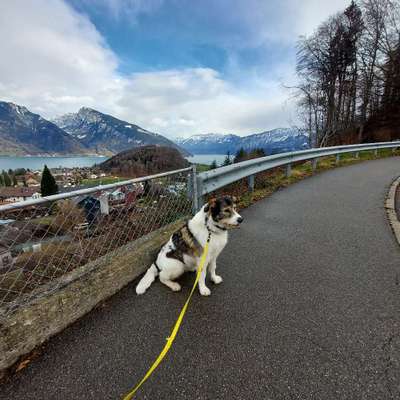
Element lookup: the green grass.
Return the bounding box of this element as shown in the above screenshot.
[81,176,122,186]
[194,163,211,173]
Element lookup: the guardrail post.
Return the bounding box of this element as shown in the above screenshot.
[336,154,340,165]
[285,163,292,178]
[248,174,255,192]
[312,158,318,172]
[355,151,359,158]
[374,149,378,157]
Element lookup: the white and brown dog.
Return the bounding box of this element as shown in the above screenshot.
[136,195,243,296]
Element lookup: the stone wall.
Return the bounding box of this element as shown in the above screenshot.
[0,219,184,375]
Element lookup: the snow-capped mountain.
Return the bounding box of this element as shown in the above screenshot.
[240,128,309,153]
[176,133,242,154]
[175,128,309,155]
[53,107,189,156]
[0,101,88,155]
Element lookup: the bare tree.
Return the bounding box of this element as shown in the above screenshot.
[296,0,400,146]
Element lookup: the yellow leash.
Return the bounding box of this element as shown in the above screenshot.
[122,237,210,399]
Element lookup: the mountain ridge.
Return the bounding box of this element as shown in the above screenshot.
[0,101,88,156]
[175,128,309,155]
[52,107,190,156]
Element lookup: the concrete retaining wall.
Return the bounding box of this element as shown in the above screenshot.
[0,219,184,375]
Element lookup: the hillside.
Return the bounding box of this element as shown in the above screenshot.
[0,101,88,156]
[53,107,190,156]
[176,128,309,155]
[99,145,190,177]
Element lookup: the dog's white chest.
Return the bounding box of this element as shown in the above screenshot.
[208,232,228,258]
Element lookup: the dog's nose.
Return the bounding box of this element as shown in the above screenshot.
[237,217,243,224]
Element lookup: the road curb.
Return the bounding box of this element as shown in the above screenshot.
[385,176,400,246]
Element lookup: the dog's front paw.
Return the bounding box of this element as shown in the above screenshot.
[211,275,223,284]
[136,286,146,295]
[170,282,182,292]
[199,286,211,296]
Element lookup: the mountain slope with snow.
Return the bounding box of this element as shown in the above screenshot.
[175,128,309,155]
[176,133,242,154]
[0,101,88,155]
[53,107,190,156]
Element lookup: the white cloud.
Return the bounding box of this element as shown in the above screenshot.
[116,68,297,136]
[0,0,122,117]
[0,0,349,139]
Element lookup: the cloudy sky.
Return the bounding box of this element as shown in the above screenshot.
[0,0,349,138]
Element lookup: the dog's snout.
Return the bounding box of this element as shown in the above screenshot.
[237,216,243,224]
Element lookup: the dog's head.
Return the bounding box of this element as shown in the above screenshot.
[204,195,243,229]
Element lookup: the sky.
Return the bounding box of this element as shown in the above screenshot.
[0,0,350,138]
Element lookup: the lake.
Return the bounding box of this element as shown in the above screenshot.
[0,156,108,171]
[0,154,227,171]
[185,154,230,165]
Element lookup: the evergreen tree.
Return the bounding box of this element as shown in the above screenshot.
[14,168,26,176]
[249,148,266,159]
[12,174,17,187]
[234,148,247,163]
[0,173,4,187]
[41,165,58,196]
[222,151,232,166]
[210,160,218,170]
[2,171,11,187]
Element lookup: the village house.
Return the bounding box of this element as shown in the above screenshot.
[14,174,40,187]
[26,177,40,187]
[0,187,41,204]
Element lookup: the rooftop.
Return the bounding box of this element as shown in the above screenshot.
[0,187,39,198]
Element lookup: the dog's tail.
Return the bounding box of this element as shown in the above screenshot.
[136,263,159,295]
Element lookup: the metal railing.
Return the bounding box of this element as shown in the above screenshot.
[0,167,193,316]
[195,141,400,206]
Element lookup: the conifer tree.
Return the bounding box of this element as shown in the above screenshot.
[41,165,58,196]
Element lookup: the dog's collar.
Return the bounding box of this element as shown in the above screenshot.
[154,260,161,272]
[205,215,227,234]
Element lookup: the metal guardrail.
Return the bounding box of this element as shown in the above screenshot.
[195,141,400,206]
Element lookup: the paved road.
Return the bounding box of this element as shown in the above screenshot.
[1,157,400,400]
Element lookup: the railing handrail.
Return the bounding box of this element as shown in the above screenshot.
[0,166,193,212]
[196,141,400,197]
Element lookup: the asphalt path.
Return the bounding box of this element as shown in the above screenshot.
[1,157,400,400]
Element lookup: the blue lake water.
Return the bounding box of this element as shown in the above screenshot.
[0,154,227,171]
[185,154,230,165]
[0,156,108,171]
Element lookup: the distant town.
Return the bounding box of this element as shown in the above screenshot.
[0,166,120,205]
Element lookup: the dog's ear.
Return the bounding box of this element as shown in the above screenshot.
[204,198,216,212]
